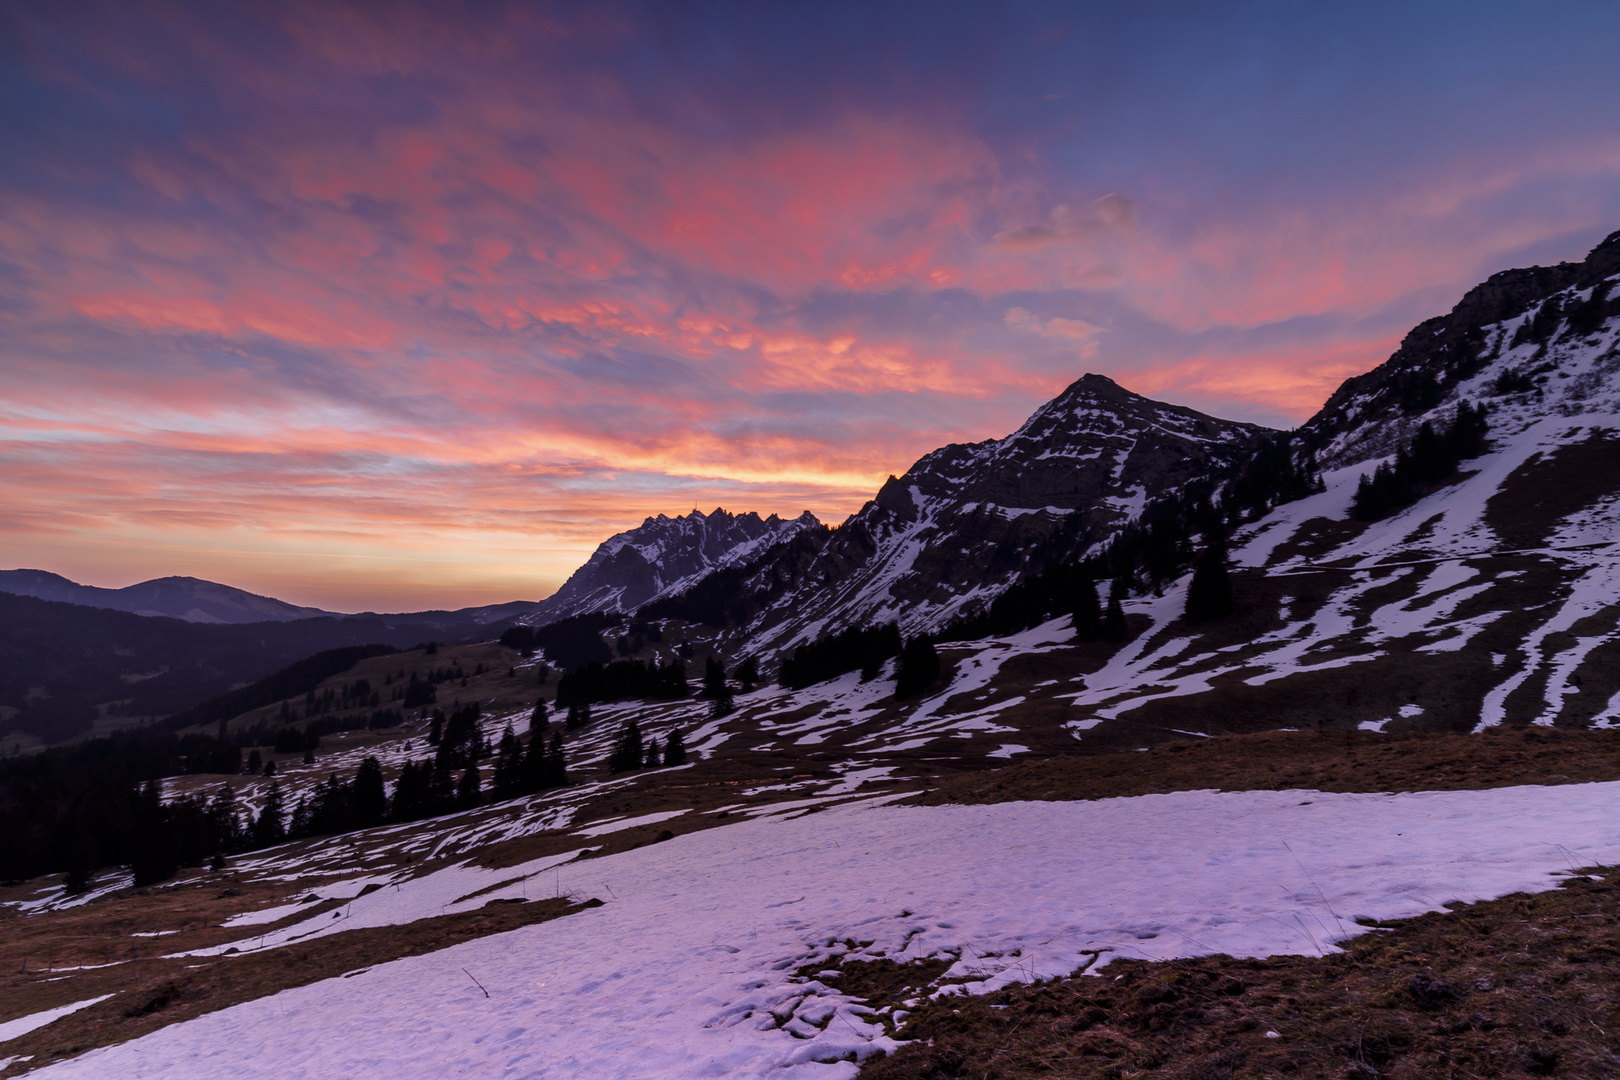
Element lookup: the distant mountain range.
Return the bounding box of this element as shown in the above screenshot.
[0,569,537,627]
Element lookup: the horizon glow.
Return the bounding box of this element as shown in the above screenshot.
[4,1,1620,611]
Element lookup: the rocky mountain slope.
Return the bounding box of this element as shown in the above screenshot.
[738,374,1271,650]
[521,508,825,625]
[529,375,1271,659]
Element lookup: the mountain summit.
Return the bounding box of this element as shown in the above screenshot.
[524,508,824,625]
[0,570,334,624]
[733,373,1273,649]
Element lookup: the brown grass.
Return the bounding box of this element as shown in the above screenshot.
[0,893,583,1074]
[907,726,1620,808]
[859,867,1620,1079]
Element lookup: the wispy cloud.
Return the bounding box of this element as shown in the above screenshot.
[3,0,1619,607]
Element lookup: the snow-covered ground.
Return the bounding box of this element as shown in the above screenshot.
[32,780,1620,1080]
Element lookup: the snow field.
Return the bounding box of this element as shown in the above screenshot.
[35,780,1620,1080]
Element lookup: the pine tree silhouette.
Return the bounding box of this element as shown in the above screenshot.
[456,763,482,810]
[609,720,645,773]
[663,728,686,767]
[1184,542,1235,624]
[1072,577,1103,641]
[353,757,387,826]
[1104,581,1128,641]
[894,637,940,699]
[252,781,286,847]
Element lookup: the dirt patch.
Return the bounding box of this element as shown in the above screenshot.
[1486,428,1620,549]
[815,958,955,1011]
[0,895,581,1074]
[860,866,1620,1080]
[907,726,1620,807]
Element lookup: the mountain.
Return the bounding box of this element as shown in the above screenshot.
[521,508,825,625]
[1302,228,1620,469]
[600,374,1271,655]
[0,570,335,624]
[1055,229,1620,744]
[747,374,1270,648]
[0,569,542,629]
[0,591,544,745]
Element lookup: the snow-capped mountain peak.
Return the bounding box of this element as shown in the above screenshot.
[523,508,824,625]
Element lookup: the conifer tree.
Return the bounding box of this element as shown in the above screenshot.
[644,737,661,769]
[1184,542,1235,624]
[245,748,261,775]
[289,796,312,837]
[894,637,941,699]
[1072,577,1103,641]
[427,758,455,814]
[608,719,644,773]
[565,701,590,730]
[531,698,549,728]
[129,780,179,886]
[456,763,482,810]
[518,731,550,790]
[493,733,524,798]
[662,728,686,767]
[208,784,244,851]
[547,731,566,787]
[735,656,760,692]
[353,757,387,826]
[1104,581,1128,641]
[252,781,286,847]
[701,657,727,699]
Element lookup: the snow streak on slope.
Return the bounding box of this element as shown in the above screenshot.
[34,782,1620,1080]
[1061,278,1620,737]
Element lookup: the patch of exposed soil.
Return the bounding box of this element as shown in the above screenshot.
[0,895,582,1075]
[907,726,1620,807]
[1486,429,1620,549]
[861,866,1620,1079]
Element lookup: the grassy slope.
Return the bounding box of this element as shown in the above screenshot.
[858,867,1620,1079]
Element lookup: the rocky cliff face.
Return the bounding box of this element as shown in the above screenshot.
[522,508,824,625]
[1302,229,1620,470]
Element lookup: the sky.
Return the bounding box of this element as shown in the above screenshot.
[3,1,1620,612]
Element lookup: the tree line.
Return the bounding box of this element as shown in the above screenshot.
[0,700,575,890]
[1352,401,1490,522]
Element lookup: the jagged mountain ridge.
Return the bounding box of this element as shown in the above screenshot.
[729,374,1272,651]
[1055,233,1620,741]
[522,508,825,626]
[529,375,1271,659]
[1303,229,1620,471]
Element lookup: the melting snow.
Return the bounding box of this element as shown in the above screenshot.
[36,782,1620,1080]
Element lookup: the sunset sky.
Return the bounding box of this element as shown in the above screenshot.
[4,1,1620,612]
